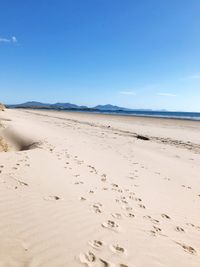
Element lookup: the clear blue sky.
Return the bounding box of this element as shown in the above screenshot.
[0,0,200,111]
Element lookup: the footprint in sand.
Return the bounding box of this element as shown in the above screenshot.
[150,230,157,237]
[186,223,200,231]
[121,200,129,205]
[111,183,119,188]
[101,174,107,182]
[175,242,197,255]
[102,220,120,232]
[43,195,61,201]
[175,226,185,233]
[15,179,29,187]
[74,181,84,185]
[149,226,163,237]
[79,251,96,265]
[79,252,111,267]
[79,197,87,201]
[138,204,146,209]
[79,251,128,267]
[117,189,123,193]
[12,167,18,170]
[144,215,159,224]
[125,212,135,218]
[186,222,195,227]
[134,197,142,202]
[122,206,133,212]
[102,187,109,191]
[88,240,105,250]
[181,185,192,190]
[110,244,127,256]
[115,199,120,203]
[128,192,135,198]
[92,203,102,213]
[112,213,123,219]
[161,214,171,219]
[88,165,98,174]
[153,226,162,233]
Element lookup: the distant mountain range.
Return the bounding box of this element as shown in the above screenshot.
[7,101,156,112]
[7,101,86,110]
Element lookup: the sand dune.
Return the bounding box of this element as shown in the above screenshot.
[0,109,199,267]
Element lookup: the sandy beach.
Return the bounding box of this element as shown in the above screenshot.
[0,108,200,267]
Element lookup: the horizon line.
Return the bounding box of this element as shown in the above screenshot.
[4,101,200,113]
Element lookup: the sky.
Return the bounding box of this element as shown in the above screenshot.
[0,0,200,111]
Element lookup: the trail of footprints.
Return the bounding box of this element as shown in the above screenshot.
[0,154,32,190]
[79,250,128,267]
[8,143,197,264]
[0,130,198,266]
[75,156,198,264]
[80,240,128,267]
[71,158,133,265]
[1,145,198,264]
[76,160,162,265]
[49,118,199,259]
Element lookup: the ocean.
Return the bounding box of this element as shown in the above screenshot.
[76,110,200,121]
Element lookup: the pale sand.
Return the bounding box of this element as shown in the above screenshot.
[0,108,200,267]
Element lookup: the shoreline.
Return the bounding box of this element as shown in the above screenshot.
[19,108,200,145]
[7,108,200,122]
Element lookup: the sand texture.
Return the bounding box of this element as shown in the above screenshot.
[0,109,200,267]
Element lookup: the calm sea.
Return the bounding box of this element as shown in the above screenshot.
[77,110,200,121]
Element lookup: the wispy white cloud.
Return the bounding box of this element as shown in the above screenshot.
[157,93,176,97]
[0,36,17,44]
[11,36,17,43]
[187,74,200,80]
[119,91,136,95]
[0,37,10,43]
